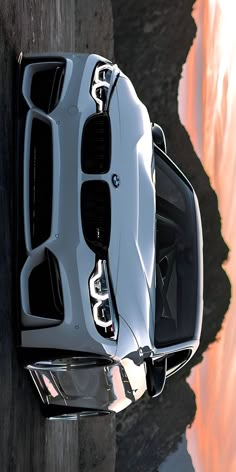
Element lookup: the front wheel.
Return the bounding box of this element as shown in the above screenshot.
[19,348,114,418]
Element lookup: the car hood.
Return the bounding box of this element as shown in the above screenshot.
[108,76,156,349]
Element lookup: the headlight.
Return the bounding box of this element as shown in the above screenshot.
[91,62,119,112]
[89,260,118,340]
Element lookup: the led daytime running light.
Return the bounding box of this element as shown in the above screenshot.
[89,259,118,337]
[93,301,113,328]
[89,260,108,301]
[91,63,114,112]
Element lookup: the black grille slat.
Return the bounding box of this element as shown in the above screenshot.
[81,113,111,174]
[29,119,53,248]
[81,181,111,256]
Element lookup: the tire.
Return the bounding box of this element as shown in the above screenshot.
[19,348,112,367]
[19,348,113,419]
[41,404,111,420]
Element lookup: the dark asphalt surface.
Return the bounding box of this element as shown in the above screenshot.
[0,1,115,471]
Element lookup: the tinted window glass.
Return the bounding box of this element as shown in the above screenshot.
[154,149,198,347]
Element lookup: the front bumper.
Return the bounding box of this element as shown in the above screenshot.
[17,53,148,414]
[19,53,121,356]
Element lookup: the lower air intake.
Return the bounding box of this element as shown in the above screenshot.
[29,250,64,320]
[30,62,65,113]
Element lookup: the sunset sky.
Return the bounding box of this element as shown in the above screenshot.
[179,0,236,470]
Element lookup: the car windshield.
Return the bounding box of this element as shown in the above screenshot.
[154,147,200,348]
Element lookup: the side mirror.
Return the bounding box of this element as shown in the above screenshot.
[152,123,167,154]
[146,357,167,398]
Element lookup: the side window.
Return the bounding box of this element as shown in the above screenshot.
[154,149,198,348]
[166,349,191,376]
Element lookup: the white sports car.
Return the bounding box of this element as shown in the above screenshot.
[16,53,203,418]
